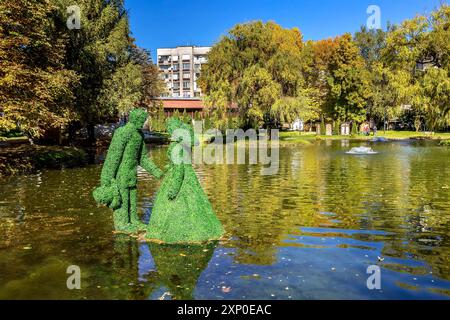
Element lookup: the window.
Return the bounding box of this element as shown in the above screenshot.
[183,73,191,79]
[183,63,191,70]
[183,81,190,89]
[183,92,191,98]
[173,64,179,71]
[182,54,191,60]
[194,55,207,64]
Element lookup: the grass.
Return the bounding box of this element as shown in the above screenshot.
[0,135,28,142]
[279,130,450,143]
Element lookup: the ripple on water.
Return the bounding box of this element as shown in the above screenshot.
[0,141,450,299]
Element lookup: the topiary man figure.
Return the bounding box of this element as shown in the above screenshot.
[93,108,163,233]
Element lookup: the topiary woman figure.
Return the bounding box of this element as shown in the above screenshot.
[93,108,163,234]
[145,117,224,243]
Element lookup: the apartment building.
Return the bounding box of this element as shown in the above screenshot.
[157,46,211,98]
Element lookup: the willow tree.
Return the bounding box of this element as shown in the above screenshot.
[199,21,314,129]
[378,4,450,131]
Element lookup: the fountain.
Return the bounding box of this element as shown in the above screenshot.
[346,146,378,155]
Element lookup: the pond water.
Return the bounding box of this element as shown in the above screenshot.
[0,140,449,300]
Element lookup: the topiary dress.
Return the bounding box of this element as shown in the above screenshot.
[145,142,224,244]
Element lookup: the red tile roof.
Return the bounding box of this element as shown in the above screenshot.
[155,98,205,109]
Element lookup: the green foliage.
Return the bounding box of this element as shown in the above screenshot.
[148,102,166,133]
[100,62,143,116]
[326,34,372,123]
[419,65,450,130]
[320,119,326,136]
[131,47,166,101]
[0,145,86,176]
[93,109,163,233]
[0,0,79,138]
[50,0,133,130]
[351,122,358,135]
[380,4,450,131]
[333,120,341,135]
[145,118,224,243]
[199,21,317,129]
[1,0,164,141]
[199,4,449,132]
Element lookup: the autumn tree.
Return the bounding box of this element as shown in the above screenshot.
[326,34,372,126]
[0,0,78,139]
[381,4,450,131]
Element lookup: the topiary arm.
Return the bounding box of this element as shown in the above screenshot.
[100,128,126,186]
[140,142,163,179]
[167,145,184,200]
[168,164,184,200]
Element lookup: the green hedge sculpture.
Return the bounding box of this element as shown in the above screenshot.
[93,109,163,233]
[145,117,224,243]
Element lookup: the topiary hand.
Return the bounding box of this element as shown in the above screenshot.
[168,189,178,200]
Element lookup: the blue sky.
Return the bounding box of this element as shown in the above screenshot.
[125,0,443,61]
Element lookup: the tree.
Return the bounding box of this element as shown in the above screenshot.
[0,0,78,138]
[100,62,143,117]
[237,66,281,127]
[52,0,137,142]
[380,4,450,131]
[420,67,450,130]
[326,34,372,124]
[270,87,320,127]
[199,21,311,129]
[131,46,166,104]
[354,26,387,69]
[301,39,338,126]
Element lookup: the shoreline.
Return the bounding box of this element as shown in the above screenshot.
[0,144,88,177]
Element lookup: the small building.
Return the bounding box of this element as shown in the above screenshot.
[151,97,206,118]
[291,119,304,131]
[341,122,351,135]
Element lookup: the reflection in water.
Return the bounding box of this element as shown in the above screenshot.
[139,242,216,300]
[0,141,450,299]
[109,235,216,300]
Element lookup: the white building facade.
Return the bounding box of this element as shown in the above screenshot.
[157,46,211,98]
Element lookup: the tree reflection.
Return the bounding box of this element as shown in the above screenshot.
[139,242,216,300]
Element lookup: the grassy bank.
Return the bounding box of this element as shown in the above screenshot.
[0,145,88,177]
[280,131,450,143]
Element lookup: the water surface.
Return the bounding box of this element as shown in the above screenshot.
[0,140,449,299]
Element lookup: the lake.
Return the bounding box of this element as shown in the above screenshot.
[0,139,449,299]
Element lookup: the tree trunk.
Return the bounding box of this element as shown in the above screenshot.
[87,123,96,145]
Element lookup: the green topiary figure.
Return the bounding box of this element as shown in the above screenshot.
[93,108,163,234]
[145,117,224,243]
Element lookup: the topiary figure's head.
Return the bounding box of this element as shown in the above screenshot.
[166,117,184,135]
[129,108,148,129]
[166,117,195,147]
